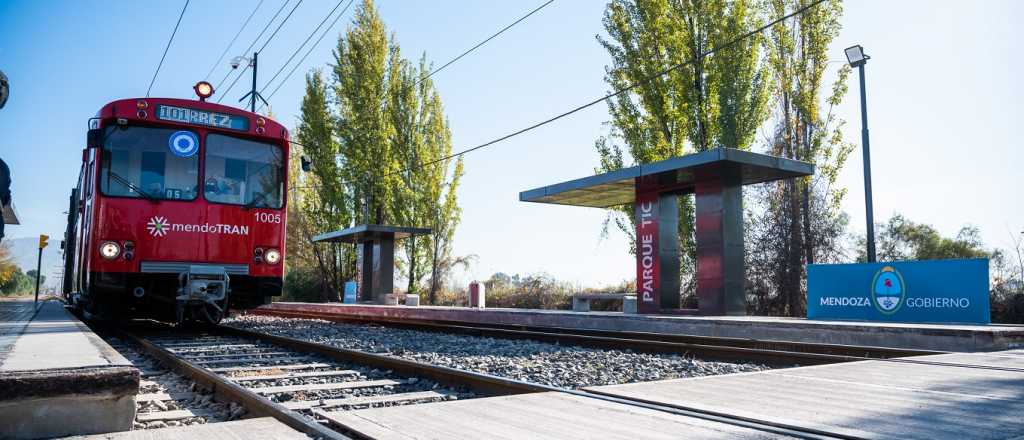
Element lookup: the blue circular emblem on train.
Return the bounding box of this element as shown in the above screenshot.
[168,131,199,157]
[871,266,906,315]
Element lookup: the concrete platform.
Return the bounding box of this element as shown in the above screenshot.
[257,302,1024,352]
[0,298,138,439]
[318,391,798,439]
[63,417,309,439]
[585,351,1024,440]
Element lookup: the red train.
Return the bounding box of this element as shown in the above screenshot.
[62,83,288,323]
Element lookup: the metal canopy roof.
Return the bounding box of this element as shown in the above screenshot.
[519,148,814,208]
[312,224,432,244]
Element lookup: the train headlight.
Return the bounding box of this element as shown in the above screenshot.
[99,241,121,260]
[264,249,282,265]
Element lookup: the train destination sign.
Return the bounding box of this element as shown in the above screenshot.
[807,259,990,324]
[156,105,249,131]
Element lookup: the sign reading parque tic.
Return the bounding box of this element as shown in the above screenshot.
[807,259,990,325]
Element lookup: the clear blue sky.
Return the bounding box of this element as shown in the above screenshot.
[1,0,1021,287]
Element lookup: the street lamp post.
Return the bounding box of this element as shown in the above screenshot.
[846,44,877,263]
[233,53,267,113]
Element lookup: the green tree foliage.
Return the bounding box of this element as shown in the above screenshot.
[0,242,17,286]
[595,0,770,296]
[292,0,464,303]
[859,214,989,262]
[26,269,44,287]
[859,215,1023,323]
[745,0,852,317]
[0,244,32,296]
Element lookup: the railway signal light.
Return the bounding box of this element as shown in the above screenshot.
[194,81,214,102]
[38,234,49,249]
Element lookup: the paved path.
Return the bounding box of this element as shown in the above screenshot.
[0,298,39,367]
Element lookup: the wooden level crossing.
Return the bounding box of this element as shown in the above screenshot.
[314,350,1024,439]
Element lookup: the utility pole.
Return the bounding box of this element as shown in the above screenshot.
[845,44,877,263]
[238,52,268,113]
[802,121,814,265]
[35,234,48,305]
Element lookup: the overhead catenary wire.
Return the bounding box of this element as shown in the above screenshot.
[261,0,355,108]
[291,0,826,192]
[145,0,190,97]
[219,0,304,103]
[214,0,293,97]
[259,0,351,100]
[261,0,553,113]
[204,0,265,81]
[416,0,554,94]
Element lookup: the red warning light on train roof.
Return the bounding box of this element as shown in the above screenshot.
[193,81,214,101]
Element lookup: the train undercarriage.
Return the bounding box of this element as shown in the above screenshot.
[71,266,280,324]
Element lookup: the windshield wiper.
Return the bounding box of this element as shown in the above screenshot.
[107,171,159,203]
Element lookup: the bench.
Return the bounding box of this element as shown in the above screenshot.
[572,293,638,313]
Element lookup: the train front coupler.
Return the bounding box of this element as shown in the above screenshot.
[176,265,231,324]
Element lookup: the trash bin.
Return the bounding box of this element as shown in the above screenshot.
[343,281,358,304]
[469,281,486,308]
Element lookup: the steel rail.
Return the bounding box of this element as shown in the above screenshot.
[113,326,351,440]
[249,308,945,367]
[217,325,555,395]
[222,325,850,440]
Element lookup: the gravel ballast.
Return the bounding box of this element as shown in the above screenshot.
[224,315,769,389]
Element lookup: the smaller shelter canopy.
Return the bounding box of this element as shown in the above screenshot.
[312,224,432,244]
[519,148,813,208]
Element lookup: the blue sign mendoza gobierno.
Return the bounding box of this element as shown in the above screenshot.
[807,258,990,325]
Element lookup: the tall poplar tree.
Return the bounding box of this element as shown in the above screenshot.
[295,70,351,301]
[595,0,769,298]
[291,0,464,302]
[745,0,853,316]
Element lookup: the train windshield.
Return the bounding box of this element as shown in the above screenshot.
[203,134,284,209]
[99,126,200,200]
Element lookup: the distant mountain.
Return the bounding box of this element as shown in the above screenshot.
[4,236,63,289]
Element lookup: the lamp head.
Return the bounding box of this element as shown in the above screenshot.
[845,45,869,67]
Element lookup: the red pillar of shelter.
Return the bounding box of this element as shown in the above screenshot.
[694,168,745,315]
[635,183,680,313]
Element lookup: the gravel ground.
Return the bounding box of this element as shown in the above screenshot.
[104,337,244,430]
[224,315,769,389]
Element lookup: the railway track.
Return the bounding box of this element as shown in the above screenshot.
[115,323,857,440]
[246,309,947,367]
[112,322,552,439]
[104,336,245,430]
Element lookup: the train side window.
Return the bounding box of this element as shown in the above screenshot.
[84,149,95,197]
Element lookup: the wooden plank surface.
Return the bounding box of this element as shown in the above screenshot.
[209,362,332,373]
[252,379,403,395]
[230,369,359,382]
[68,417,308,439]
[191,356,312,366]
[588,353,1024,440]
[318,392,797,439]
[137,392,195,403]
[136,408,217,422]
[285,390,449,410]
[904,352,1024,371]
